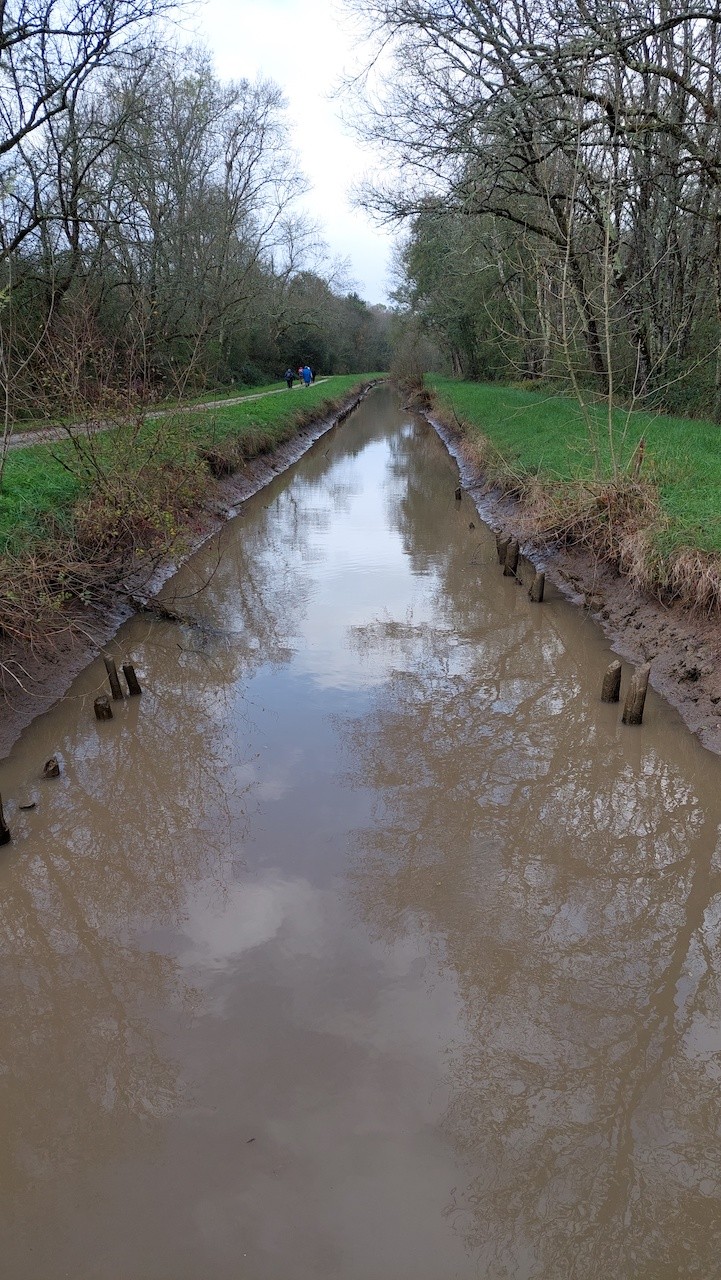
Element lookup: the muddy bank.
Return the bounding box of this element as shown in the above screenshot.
[0,383,376,759]
[430,411,721,757]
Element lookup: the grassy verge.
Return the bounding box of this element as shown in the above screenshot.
[147,378,318,412]
[1,375,382,551]
[0,373,382,664]
[429,376,721,611]
[6,376,315,433]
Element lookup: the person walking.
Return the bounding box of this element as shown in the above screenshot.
[284,367,295,389]
[302,364,312,387]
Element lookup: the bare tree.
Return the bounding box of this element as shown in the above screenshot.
[87,47,310,386]
[344,0,721,415]
[0,0,180,258]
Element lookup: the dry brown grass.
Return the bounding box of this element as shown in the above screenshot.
[662,550,721,615]
[0,480,199,688]
[0,435,221,695]
[436,405,721,612]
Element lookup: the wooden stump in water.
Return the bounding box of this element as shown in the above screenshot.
[454,486,462,501]
[123,663,142,696]
[622,663,651,725]
[496,534,510,565]
[503,539,519,577]
[601,659,622,703]
[94,695,113,721]
[103,656,123,700]
[529,572,545,603]
[0,794,10,846]
[42,757,60,778]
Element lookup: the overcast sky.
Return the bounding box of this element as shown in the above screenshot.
[183,0,396,305]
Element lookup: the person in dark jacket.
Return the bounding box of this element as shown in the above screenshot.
[284,368,295,389]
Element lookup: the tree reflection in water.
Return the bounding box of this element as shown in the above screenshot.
[342,419,721,1277]
[0,633,255,1200]
[0,461,332,1207]
[2,395,721,1278]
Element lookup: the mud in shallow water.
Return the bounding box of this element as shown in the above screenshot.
[1,387,721,1279]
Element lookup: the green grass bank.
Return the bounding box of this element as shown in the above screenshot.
[0,374,382,664]
[1,375,382,553]
[429,377,721,610]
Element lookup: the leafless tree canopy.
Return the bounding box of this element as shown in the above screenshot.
[0,1,175,158]
[346,0,721,416]
[0,9,392,427]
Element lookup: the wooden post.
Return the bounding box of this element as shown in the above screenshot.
[0,794,10,846]
[601,659,622,702]
[94,695,114,721]
[529,572,545,603]
[103,656,123,700]
[43,757,60,778]
[497,534,510,565]
[454,485,462,500]
[123,663,142,696]
[503,539,519,577]
[622,663,651,725]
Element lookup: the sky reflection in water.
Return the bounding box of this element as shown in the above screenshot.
[1,389,721,1278]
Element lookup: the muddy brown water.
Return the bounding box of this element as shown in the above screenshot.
[2,387,721,1279]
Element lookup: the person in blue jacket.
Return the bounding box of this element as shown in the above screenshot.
[302,364,312,387]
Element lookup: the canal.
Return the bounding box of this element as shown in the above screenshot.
[1,385,720,1278]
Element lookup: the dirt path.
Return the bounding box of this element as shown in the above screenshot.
[4,379,329,452]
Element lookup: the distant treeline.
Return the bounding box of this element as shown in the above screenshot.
[0,5,391,418]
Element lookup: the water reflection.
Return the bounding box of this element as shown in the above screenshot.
[343,423,721,1276]
[0,496,324,1212]
[2,390,721,1277]
[0,642,255,1205]
[0,397,403,1263]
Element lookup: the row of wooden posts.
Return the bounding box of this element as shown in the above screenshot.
[494,532,546,604]
[492,525,650,726]
[94,655,142,719]
[602,659,650,726]
[0,655,143,847]
[1,502,656,849]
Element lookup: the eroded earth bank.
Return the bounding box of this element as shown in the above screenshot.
[432,411,721,758]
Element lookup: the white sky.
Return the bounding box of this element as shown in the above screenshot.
[182,0,396,305]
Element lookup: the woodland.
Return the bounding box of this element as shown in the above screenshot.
[0,0,392,437]
[349,0,721,421]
